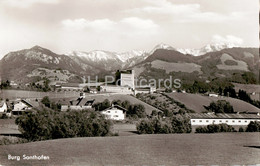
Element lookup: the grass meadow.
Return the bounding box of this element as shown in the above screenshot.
[0,133,259,166]
[166,92,260,113]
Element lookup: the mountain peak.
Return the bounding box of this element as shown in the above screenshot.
[30,45,45,50]
[177,43,237,56]
[150,43,175,54]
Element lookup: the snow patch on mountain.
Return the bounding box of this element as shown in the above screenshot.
[149,43,175,54]
[24,51,59,64]
[177,43,238,56]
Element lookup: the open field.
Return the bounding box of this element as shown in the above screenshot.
[166,92,260,113]
[0,133,259,166]
[151,60,202,74]
[216,53,249,71]
[0,119,19,135]
[0,90,80,100]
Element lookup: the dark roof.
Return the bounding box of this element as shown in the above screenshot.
[187,113,260,119]
[67,98,95,106]
[21,99,39,108]
[61,83,81,87]
[103,104,127,112]
[121,70,133,74]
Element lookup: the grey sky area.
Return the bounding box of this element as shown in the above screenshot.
[0,0,258,59]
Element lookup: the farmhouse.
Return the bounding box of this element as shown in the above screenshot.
[101,105,126,121]
[187,113,260,126]
[0,101,7,113]
[12,99,39,115]
[61,98,95,111]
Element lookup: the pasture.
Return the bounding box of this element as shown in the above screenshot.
[0,133,259,166]
[166,92,260,113]
[216,53,249,71]
[151,60,202,74]
[0,90,80,100]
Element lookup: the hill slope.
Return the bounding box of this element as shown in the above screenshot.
[133,47,259,84]
[165,93,260,113]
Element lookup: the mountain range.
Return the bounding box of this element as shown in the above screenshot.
[0,43,259,85]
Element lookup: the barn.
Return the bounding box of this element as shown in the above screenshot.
[187,113,260,126]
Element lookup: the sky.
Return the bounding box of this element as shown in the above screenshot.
[0,0,259,59]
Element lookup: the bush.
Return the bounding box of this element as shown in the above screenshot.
[0,137,28,145]
[136,115,191,134]
[238,127,244,132]
[15,109,112,141]
[207,100,234,113]
[195,124,235,133]
[41,96,51,108]
[246,121,260,132]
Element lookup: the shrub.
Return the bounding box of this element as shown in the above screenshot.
[136,115,191,134]
[41,96,51,108]
[246,121,260,132]
[238,127,244,132]
[0,137,28,145]
[15,109,112,141]
[195,124,235,133]
[207,100,234,113]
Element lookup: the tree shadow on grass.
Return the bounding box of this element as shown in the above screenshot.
[244,145,260,149]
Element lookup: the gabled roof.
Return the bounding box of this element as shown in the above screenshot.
[0,101,6,107]
[65,98,95,106]
[102,104,127,112]
[21,99,39,108]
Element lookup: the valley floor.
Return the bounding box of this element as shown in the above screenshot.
[0,133,259,166]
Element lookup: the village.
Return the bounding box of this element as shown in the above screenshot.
[1,69,259,133]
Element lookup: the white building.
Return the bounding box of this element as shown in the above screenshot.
[134,86,156,95]
[100,85,133,94]
[188,113,260,126]
[120,70,135,90]
[0,101,7,113]
[101,105,126,121]
[209,93,219,97]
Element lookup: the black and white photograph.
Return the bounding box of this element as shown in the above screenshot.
[0,0,259,165]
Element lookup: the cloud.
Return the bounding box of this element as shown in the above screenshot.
[1,0,59,8]
[62,18,116,30]
[127,0,250,23]
[120,17,158,30]
[211,35,244,46]
[129,0,200,15]
[62,17,159,33]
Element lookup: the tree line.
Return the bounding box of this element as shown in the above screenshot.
[15,109,112,141]
[195,121,260,133]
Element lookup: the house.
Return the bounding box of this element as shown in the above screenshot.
[12,99,39,115]
[101,105,126,121]
[0,101,7,113]
[209,93,218,97]
[61,98,95,111]
[187,113,260,126]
